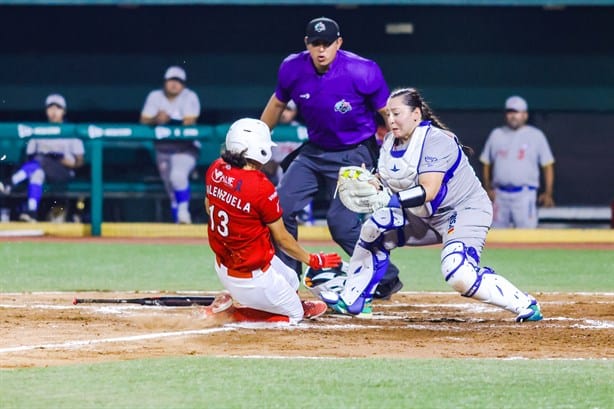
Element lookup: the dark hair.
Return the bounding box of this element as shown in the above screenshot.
[221,149,247,168]
[389,88,449,130]
[389,87,473,155]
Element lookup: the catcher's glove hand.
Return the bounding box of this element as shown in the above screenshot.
[336,166,392,214]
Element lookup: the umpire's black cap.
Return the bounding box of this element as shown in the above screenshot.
[305,17,341,44]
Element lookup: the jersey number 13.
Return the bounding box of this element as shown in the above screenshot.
[208,205,229,237]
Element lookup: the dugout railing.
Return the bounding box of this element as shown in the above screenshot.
[1,122,611,234]
[0,122,306,235]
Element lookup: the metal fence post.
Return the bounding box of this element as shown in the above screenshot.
[90,138,103,236]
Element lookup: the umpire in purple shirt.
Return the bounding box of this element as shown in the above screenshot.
[261,17,402,299]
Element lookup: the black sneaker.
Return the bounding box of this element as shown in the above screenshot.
[373,277,404,300]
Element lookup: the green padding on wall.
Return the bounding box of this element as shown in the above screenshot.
[0,121,308,235]
[0,122,306,166]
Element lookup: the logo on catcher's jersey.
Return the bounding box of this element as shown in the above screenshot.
[447,212,457,235]
[212,168,235,187]
[334,99,352,114]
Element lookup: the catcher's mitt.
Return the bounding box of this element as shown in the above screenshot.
[336,166,391,213]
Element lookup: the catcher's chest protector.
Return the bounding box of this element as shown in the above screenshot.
[378,127,428,192]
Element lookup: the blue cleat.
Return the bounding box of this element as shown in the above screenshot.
[515,298,543,322]
[328,298,373,318]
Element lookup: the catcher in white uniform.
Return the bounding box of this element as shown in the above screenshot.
[323,88,543,322]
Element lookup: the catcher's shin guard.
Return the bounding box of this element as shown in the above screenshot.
[340,208,403,314]
[340,243,390,314]
[441,241,535,315]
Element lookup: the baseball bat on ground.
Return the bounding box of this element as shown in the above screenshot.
[72,296,215,307]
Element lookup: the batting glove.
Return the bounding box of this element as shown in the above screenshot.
[308,252,342,270]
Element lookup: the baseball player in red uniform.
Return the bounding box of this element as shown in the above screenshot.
[205,118,341,324]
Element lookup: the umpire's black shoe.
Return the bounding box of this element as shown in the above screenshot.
[373,277,404,300]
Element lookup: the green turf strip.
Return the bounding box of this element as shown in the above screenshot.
[1,357,612,409]
[1,242,612,292]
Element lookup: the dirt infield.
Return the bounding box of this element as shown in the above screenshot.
[2,236,612,368]
[1,291,612,368]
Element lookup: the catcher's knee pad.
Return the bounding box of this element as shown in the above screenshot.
[441,242,534,313]
[441,241,486,296]
[360,208,405,244]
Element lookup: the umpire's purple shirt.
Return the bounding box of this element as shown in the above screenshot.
[275,50,389,150]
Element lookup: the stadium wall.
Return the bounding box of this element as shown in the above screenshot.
[0,5,612,206]
[1,5,612,115]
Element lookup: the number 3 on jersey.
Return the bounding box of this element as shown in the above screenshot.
[209,205,229,237]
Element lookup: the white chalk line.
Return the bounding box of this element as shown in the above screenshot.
[0,322,397,355]
[1,317,610,356]
[2,292,612,355]
[0,290,221,296]
[0,327,235,354]
[2,290,613,297]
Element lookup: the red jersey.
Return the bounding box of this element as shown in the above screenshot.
[205,158,283,271]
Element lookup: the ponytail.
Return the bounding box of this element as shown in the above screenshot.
[389,87,473,155]
[420,101,449,132]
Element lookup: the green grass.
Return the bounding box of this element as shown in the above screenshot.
[392,246,614,292]
[0,242,216,292]
[1,241,612,409]
[1,242,612,292]
[1,357,612,409]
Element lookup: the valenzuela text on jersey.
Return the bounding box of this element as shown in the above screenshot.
[207,185,251,213]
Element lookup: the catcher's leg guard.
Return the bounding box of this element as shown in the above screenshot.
[340,208,402,314]
[441,241,535,315]
[340,243,390,314]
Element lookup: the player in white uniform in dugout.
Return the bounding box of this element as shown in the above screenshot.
[0,94,84,222]
[140,66,201,224]
[480,95,555,228]
[323,88,543,322]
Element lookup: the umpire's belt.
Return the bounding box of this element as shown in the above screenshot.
[311,135,378,152]
[216,256,271,279]
[496,185,537,193]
